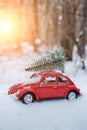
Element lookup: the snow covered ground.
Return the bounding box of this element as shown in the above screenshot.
[0,50,87,130]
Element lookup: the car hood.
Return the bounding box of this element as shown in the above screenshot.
[8,82,39,95]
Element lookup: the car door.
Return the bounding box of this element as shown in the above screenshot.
[39,76,57,99]
[57,76,69,97]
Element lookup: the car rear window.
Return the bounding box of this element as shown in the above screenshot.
[58,76,69,84]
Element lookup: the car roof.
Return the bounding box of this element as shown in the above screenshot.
[38,71,66,77]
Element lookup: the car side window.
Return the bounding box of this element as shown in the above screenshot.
[42,76,56,85]
[58,76,69,84]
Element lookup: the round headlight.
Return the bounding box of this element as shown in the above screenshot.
[16,90,20,95]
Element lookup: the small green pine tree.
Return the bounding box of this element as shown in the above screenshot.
[25,48,66,72]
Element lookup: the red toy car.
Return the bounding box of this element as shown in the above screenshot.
[8,71,80,104]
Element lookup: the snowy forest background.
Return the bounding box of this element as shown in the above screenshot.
[0,0,87,60]
[0,1,87,130]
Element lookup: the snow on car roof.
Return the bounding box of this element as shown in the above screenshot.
[38,71,64,77]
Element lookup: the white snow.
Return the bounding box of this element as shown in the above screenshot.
[0,48,87,130]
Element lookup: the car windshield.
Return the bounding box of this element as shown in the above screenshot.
[29,73,41,83]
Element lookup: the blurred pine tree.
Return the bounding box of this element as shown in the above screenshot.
[25,48,66,72]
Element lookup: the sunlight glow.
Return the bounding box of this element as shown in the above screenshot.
[0,20,13,34]
[0,15,20,45]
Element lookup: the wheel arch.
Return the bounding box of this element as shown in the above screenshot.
[20,91,36,101]
[65,90,79,99]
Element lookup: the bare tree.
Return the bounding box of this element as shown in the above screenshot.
[76,0,87,57]
[75,0,87,69]
[37,0,59,48]
[59,0,79,60]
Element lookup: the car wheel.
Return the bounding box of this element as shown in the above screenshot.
[67,91,77,100]
[22,93,34,104]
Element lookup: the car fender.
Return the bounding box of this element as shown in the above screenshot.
[64,87,80,98]
[16,88,39,100]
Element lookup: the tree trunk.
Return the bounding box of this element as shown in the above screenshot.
[60,0,77,60]
[75,0,87,58]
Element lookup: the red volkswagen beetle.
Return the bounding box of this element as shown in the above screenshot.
[8,71,80,104]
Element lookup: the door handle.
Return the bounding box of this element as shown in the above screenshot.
[53,86,57,88]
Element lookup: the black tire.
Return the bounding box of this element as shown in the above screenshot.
[21,93,34,104]
[67,91,77,100]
